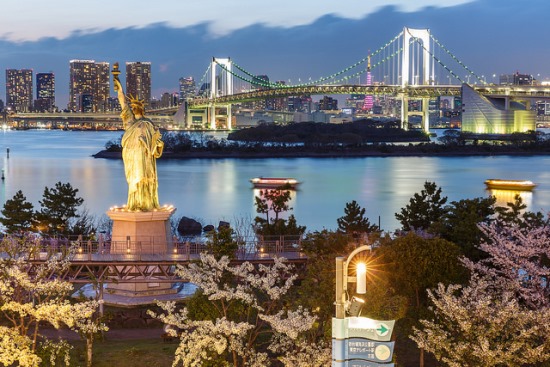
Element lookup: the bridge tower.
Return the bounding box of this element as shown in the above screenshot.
[209,57,233,129]
[401,27,432,131]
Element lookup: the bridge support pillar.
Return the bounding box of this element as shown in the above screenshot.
[422,98,430,132]
[400,95,408,130]
[209,105,216,129]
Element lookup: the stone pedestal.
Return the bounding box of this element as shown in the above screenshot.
[106,206,177,296]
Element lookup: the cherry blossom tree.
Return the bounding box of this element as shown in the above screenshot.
[148,253,331,366]
[412,275,550,367]
[0,235,103,367]
[412,220,550,366]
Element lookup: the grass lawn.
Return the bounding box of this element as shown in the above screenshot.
[70,338,178,367]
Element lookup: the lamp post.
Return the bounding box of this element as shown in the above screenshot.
[333,244,397,366]
[335,244,371,319]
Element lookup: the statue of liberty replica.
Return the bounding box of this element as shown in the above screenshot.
[107,63,176,298]
[112,63,164,211]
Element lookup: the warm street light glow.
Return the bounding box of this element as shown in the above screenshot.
[356,262,367,294]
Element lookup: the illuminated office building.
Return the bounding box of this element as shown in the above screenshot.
[6,69,33,112]
[69,60,110,112]
[179,76,196,102]
[461,84,535,134]
[35,72,55,112]
[126,62,151,108]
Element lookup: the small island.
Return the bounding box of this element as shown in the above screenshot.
[93,121,550,159]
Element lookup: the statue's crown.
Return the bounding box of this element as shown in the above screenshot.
[128,94,145,109]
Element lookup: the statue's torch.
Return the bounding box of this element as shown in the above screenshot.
[112,62,120,91]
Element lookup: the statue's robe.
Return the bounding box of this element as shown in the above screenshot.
[121,105,164,211]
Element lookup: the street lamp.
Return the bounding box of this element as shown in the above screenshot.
[333,244,397,366]
[335,244,371,319]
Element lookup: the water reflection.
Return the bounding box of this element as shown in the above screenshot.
[486,189,533,208]
[0,130,549,232]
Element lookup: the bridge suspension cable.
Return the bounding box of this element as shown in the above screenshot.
[206,28,485,98]
[429,34,485,85]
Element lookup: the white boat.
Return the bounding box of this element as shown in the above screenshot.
[250,177,300,189]
[484,179,537,191]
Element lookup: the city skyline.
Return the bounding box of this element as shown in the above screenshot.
[1,0,549,108]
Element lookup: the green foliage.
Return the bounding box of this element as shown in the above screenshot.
[0,190,35,234]
[254,186,305,236]
[434,196,496,261]
[206,226,239,260]
[395,181,448,232]
[495,194,548,229]
[36,182,84,236]
[337,200,379,234]
[377,233,466,309]
[104,137,122,152]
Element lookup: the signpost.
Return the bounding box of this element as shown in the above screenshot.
[333,317,396,367]
[333,245,396,367]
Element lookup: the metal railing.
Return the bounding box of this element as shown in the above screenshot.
[23,234,306,262]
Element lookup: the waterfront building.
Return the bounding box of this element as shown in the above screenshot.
[461,84,535,134]
[95,62,110,112]
[499,72,534,86]
[35,72,55,112]
[319,96,338,111]
[6,69,33,113]
[126,61,151,108]
[179,76,196,102]
[69,60,110,112]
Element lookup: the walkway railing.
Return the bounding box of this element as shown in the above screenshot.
[25,234,306,262]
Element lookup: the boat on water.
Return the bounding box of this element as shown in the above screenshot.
[484,179,537,191]
[250,177,300,189]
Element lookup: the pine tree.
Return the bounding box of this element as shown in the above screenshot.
[395,181,448,232]
[337,200,378,234]
[36,182,84,236]
[0,190,35,234]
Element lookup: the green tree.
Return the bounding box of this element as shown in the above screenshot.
[254,185,305,236]
[254,185,292,225]
[377,233,466,367]
[0,190,35,234]
[433,196,496,261]
[36,182,84,236]
[337,200,379,235]
[206,226,239,260]
[395,181,448,232]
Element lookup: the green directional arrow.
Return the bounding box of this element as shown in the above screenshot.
[377,324,389,334]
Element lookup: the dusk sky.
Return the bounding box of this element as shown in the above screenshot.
[0,0,548,108]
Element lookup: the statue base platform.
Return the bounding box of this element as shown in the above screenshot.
[106,206,177,297]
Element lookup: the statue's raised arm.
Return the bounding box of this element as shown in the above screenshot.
[112,62,164,211]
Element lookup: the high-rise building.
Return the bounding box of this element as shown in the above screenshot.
[126,62,151,107]
[251,75,269,110]
[6,69,33,113]
[179,76,196,102]
[95,62,110,112]
[319,96,338,111]
[69,60,110,112]
[35,72,55,112]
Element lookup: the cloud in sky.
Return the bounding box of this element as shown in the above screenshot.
[0,0,473,42]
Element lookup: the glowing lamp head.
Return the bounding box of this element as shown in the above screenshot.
[356,262,367,294]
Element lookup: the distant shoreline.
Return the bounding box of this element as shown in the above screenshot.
[92,148,550,160]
